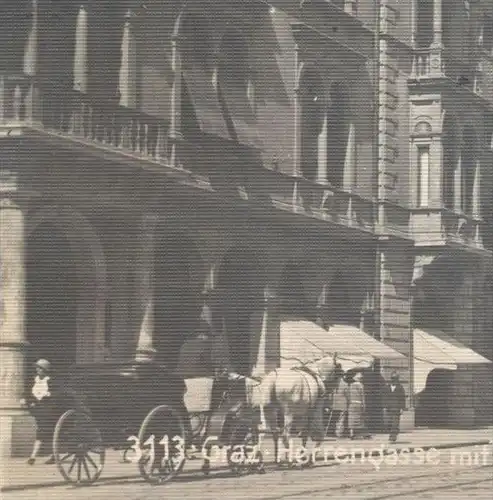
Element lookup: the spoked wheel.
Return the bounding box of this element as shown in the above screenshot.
[227,419,264,476]
[138,404,186,484]
[53,409,105,486]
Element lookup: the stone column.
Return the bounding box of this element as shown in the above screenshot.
[472,159,481,218]
[432,0,442,47]
[23,0,39,76]
[250,286,280,377]
[293,44,302,178]
[23,0,41,124]
[454,153,463,212]
[169,25,183,168]
[0,172,33,458]
[73,4,89,93]
[202,265,231,372]
[317,114,328,185]
[118,10,137,108]
[343,122,357,192]
[134,215,158,361]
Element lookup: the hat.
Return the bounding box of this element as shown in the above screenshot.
[35,359,51,372]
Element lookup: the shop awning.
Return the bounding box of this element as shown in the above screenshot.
[413,328,492,394]
[279,317,404,372]
[327,324,407,360]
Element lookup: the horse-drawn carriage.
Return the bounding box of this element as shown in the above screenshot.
[51,361,263,486]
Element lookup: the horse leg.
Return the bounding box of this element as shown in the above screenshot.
[281,411,295,467]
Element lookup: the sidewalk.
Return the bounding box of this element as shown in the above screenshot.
[1,427,492,492]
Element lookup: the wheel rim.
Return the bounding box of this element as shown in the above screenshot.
[137,405,186,484]
[228,422,262,476]
[53,409,105,486]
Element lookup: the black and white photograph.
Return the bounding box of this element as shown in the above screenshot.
[0,1,492,499]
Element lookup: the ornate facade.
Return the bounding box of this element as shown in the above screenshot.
[1,0,492,457]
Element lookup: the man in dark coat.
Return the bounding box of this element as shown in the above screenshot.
[383,372,406,443]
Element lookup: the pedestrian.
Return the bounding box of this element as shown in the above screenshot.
[331,373,350,437]
[20,359,60,465]
[383,371,406,443]
[345,371,371,440]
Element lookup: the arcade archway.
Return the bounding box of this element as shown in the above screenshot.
[26,223,77,374]
[153,228,204,368]
[26,206,107,375]
[218,247,263,375]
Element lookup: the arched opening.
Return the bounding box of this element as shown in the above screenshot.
[26,223,77,377]
[278,263,311,318]
[153,228,204,369]
[326,82,349,188]
[218,247,263,375]
[415,368,453,427]
[326,272,361,326]
[299,67,324,181]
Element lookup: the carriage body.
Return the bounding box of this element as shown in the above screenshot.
[53,361,188,486]
[60,361,187,446]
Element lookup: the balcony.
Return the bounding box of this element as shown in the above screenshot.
[410,208,487,253]
[410,47,475,89]
[0,72,410,238]
[0,73,170,164]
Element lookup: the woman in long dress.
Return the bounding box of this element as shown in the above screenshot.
[345,371,369,439]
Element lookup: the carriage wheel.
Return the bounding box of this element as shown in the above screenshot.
[137,404,186,484]
[227,419,263,476]
[53,409,105,486]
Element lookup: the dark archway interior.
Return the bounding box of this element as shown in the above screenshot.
[26,223,77,379]
[415,368,453,427]
[326,273,361,326]
[153,230,202,369]
[218,249,262,375]
[278,264,311,318]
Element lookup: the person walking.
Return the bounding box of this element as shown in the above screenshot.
[345,371,371,440]
[21,359,60,465]
[331,373,350,437]
[384,372,406,443]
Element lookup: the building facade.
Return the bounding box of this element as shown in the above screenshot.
[1,0,492,457]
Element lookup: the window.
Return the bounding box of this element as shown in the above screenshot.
[416,0,433,48]
[417,146,430,207]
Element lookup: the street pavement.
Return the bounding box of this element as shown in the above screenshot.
[2,428,492,499]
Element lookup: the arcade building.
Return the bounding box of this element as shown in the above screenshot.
[1,0,492,457]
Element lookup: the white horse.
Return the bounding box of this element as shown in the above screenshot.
[253,355,341,466]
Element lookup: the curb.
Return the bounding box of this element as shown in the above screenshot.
[1,439,491,493]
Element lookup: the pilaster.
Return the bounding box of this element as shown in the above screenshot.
[0,170,37,458]
[73,4,89,93]
[118,10,137,108]
[250,286,280,377]
[134,214,158,361]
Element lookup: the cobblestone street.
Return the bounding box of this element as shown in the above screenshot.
[2,443,492,500]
